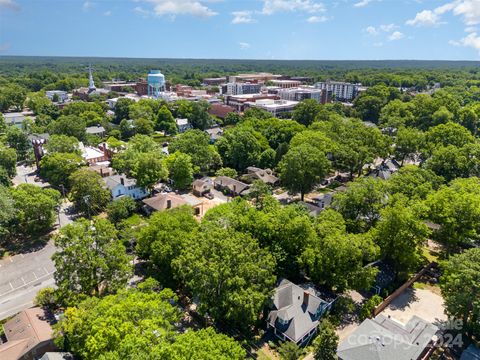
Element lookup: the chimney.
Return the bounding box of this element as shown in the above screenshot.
[120,177,124,186]
[233,185,237,193]
[303,291,309,307]
[167,199,172,209]
[100,168,103,176]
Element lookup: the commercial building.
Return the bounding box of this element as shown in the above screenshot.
[202,77,227,86]
[271,80,302,88]
[224,94,279,112]
[245,99,299,117]
[221,82,262,96]
[278,87,331,104]
[45,90,68,103]
[227,73,282,83]
[314,81,359,101]
[147,70,166,97]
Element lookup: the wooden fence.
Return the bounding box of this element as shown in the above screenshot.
[373,262,437,317]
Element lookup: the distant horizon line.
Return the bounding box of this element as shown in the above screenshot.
[0,55,479,63]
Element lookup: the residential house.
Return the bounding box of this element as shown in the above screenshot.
[175,118,191,133]
[192,179,212,197]
[88,163,113,178]
[214,176,250,197]
[267,279,334,345]
[0,307,56,360]
[3,112,33,128]
[298,201,323,217]
[337,314,439,360]
[205,127,224,143]
[142,193,203,215]
[80,143,109,165]
[311,192,333,211]
[370,159,401,181]
[105,174,148,200]
[86,125,106,138]
[245,167,279,185]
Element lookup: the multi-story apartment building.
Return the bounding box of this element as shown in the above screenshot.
[221,82,262,96]
[278,87,331,104]
[314,81,359,101]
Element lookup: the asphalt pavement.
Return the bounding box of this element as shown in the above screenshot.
[0,165,74,320]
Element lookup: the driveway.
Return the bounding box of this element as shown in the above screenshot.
[382,287,447,326]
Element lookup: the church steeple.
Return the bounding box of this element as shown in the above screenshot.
[88,64,96,92]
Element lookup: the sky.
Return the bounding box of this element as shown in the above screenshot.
[1,0,480,60]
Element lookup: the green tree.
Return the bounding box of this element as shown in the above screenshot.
[301,209,379,291]
[165,327,245,360]
[48,115,86,140]
[131,151,168,191]
[173,226,276,330]
[34,287,59,311]
[169,129,222,172]
[44,134,80,154]
[215,167,238,178]
[52,217,132,299]
[359,295,383,321]
[25,92,51,114]
[0,84,27,111]
[424,145,468,182]
[0,146,17,178]
[69,169,111,216]
[107,196,137,224]
[440,248,480,339]
[394,127,424,165]
[333,177,387,232]
[39,152,84,188]
[6,126,30,160]
[372,198,430,276]
[189,100,212,130]
[224,112,242,126]
[278,143,330,201]
[113,97,134,124]
[313,319,339,360]
[426,178,480,252]
[54,288,179,359]
[9,184,60,238]
[387,165,443,200]
[156,105,177,134]
[216,126,269,171]
[278,341,303,360]
[0,185,14,239]
[136,206,198,286]
[165,151,194,190]
[292,99,321,126]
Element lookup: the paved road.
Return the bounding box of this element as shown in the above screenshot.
[0,165,74,320]
[0,243,56,320]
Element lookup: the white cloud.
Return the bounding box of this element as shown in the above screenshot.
[380,23,397,32]
[455,31,480,53]
[134,6,151,17]
[231,11,255,24]
[141,0,218,18]
[0,0,19,11]
[407,1,480,27]
[453,0,480,25]
[365,26,379,35]
[307,15,328,22]
[262,0,325,15]
[239,42,251,50]
[104,10,112,16]
[465,26,477,32]
[82,1,94,11]
[406,9,441,26]
[354,0,373,8]
[388,31,404,41]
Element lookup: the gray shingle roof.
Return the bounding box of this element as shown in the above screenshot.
[268,279,331,343]
[337,314,438,360]
[104,174,137,190]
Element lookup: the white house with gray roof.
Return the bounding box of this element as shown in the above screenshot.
[267,279,334,345]
[104,174,148,200]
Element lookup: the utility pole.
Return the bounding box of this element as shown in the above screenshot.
[83,195,91,219]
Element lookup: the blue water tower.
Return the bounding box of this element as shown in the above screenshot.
[147,70,166,98]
